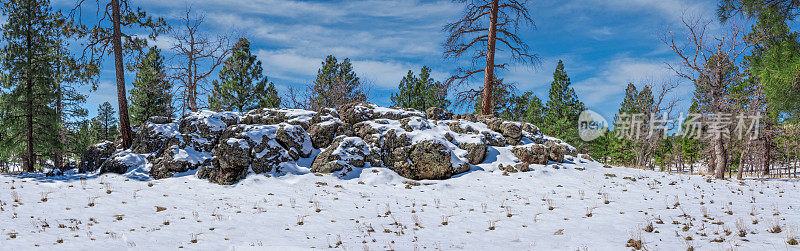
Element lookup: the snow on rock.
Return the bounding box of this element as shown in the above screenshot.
[78,141,115,173]
[79,102,573,184]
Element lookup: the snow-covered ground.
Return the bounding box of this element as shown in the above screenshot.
[1,156,799,250]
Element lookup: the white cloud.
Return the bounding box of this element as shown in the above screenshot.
[573,57,675,107]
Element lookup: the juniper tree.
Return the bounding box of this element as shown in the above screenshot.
[0,0,64,172]
[444,0,538,115]
[71,0,168,149]
[130,46,172,125]
[208,38,274,112]
[542,60,585,149]
[391,66,450,111]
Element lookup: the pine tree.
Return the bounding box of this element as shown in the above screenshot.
[258,82,281,108]
[542,60,585,147]
[0,0,63,172]
[92,102,119,142]
[208,38,274,112]
[72,0,168,149]
[499,91,545,124]
[307,55,367,110]
[391,66,449,111]
[130,46,172,125]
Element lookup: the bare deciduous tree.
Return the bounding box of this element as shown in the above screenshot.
[443,0,537,115]
[661,14,751,179]
[171,8,232,115]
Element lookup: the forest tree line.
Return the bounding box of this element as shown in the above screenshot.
[0,0,798,180]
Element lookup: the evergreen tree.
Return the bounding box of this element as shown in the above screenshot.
[208,38,273,112]
[497,91,545,125]
[542,60,585,148]
[258,82,281,108]
[130,46,172,125]
[307,55,367,110]
[0,0,63,172]
[391,66,449,111]
[92,102,119,142]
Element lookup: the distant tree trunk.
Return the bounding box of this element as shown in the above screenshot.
[481,0,499,116]
[762,136,771,176]
[54,85,64,170]
[737,148,746,180]
[111,0,133,148]
[714,136,727,179]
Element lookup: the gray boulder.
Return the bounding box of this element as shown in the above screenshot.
[310,136,370,174]
[206,138,251,185]
[78,141,115,173]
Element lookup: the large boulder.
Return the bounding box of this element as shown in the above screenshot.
[310,136,370,175]
[241,108,316,129]
[98,151,146,174]
[459,142,487,165]
[391,140,465,180]
[150,145,213,179]
[206,138,251,185]
[511,144,549,165]
[78,141,115,173]
[132,121,181,155]
[179,110,239,144]
[307,120,342,149]
[499,122,522,145]
[543,140,566,163]
[337,102,424,125]
[425,107,452,120]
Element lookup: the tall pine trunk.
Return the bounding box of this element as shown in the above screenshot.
[480,0,498,116]
[54,84,64,170]
[111,0,133,148]
[24,6,35,173]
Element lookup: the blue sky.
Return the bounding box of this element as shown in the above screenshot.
[43,0,722,120]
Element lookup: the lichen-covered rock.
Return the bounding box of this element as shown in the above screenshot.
[179,110,239,145]
[425,107,452,120]
[98,151,146,175]
[511,144,549,165]
[207,138,251,185]
[307,120,341,149]
[543,140,566,163]
[400,116,433,132]
[391,140,455,180]
[514,162,531,172]
[241,108,316,129]
[132,121,181,155]
[337,102,423,125]
[310,136,370,175]
[150,145,212,179]
[453,113,477,122]
[78,141,116,173]
[459,142,487,165]
[275,124,313,159]
[499,122,522,145]
[521,123,540,136]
